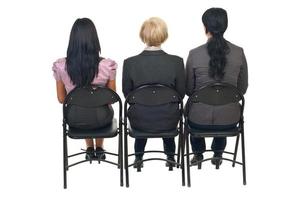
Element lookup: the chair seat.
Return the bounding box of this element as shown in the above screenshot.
[128,125,178,139]
[189,125,240,137]
[67,119,118,139]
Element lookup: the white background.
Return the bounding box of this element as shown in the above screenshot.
[0,0,298,199]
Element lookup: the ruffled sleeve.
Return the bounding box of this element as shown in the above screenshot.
[100,58,118,80]
[52,58,66,81]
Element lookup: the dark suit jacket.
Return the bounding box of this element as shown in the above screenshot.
[186,41,248,125]
[122,50,185,132]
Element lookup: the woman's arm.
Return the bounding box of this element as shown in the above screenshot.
[106,79,116,92]
[186,52,195,96]
[56,80,67,104]
[122,59,133,97]
[175,58,186,98]
[237,49,248,95]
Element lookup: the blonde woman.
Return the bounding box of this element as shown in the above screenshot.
[122,17,185,168]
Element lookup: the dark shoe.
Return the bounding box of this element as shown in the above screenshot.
[133,156,143,171]
[211,153,223,169]
[190,154,204,165]
[166,155,176,171]
[85,147,95,160]
[95,147,106,160]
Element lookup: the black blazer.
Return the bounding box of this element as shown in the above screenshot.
[122,50,185,132]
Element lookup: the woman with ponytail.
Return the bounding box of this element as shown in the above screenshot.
[186,8,248,166]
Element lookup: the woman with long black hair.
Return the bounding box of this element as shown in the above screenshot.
[53,18,117,160]
[186,8,248,166]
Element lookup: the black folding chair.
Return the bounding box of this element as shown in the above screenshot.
[62,85,123,188]
[184,82,246,186]
[124,84,185,187]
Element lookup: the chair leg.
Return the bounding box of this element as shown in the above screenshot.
[177,133,181,168]
[186,132,191,187]
[118,131,121,169]
[181,130,186,186]
[63,133,67,189]
[119,130,124,187]
[232,135,240,167]
[241,129,247,185]
[124,130,129,187]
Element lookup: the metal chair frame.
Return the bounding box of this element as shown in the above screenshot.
[123,84,185,187]
[184,82,247,186]
[62,86,123,188]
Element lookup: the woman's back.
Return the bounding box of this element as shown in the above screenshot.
[186,41,248,96]
[186,41,248,126]
[123,49,185,132]
[123,50,185,97]
[53,57,117,94]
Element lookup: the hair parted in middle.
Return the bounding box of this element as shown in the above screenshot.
[66,18,101,87]
[139,17,168,46]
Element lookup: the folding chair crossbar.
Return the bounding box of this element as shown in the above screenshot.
[128,150,179,157]
[128,158,182,168]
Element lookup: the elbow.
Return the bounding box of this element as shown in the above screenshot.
[122,88,130,98]
[179,91,185,99]
[123,92,128,98]
[238,85,248,95]
[57,96,65,104]
[186,88,193,96]
[242,83,249,95]
[242,87,248,95]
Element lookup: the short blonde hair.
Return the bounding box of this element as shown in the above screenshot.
[139,17,168,46]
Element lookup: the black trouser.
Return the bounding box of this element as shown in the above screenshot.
[134,138,175,158]
[189,121,237,155]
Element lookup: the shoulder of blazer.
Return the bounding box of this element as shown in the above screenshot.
[165,53,183,62]
[226,41,243,51]
[189,43,207,55]
[226,41,244,59]
[139,50,167,56]
[123,54,141,66]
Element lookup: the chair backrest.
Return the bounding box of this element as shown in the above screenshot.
[64,86,120,107]
[125,84,181,106]
[185,82,244,117]
[124,84,183,132]
[63,85,122,129]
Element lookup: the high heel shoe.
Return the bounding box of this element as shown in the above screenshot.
[133,156,143,172]
[211,153,223,169]
[95,147,106,160]
[190,154,204,169]
[165,155,176,171]
[85,147,95,161]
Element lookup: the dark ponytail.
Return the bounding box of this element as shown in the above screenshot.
[202,8,229,80]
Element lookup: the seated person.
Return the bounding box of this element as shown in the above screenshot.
[122,17,185,167]
[186,8,248,166]
[53,18,117,160]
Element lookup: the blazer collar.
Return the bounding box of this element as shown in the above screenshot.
[140,50,167,56]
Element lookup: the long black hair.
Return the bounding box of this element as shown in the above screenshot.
[202,8,229,80]
[66,18,101,87]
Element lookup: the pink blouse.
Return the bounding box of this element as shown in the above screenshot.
[52,58,117,94]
